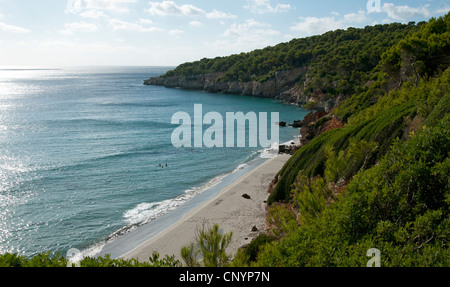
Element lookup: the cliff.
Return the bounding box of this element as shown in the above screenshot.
[145,67,308,99]
[145,67,342,112]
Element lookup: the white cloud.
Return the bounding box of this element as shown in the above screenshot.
[66,0,137,14]
[221,19,280,52]
[108,18,162,32]
[435,7,450,15]
[79,10,107,19]
[291,10,370,36]
[343,10,368,23]
[146,1,205,16]
[169,29,184,35]
[205,9,237,20]
[208,18,281,59]
[65,0,137,20]
[145,1,237,28]
[224,19,280,38]
[60,22,98,35]
[244,0,291,14]
[291,16,343,35]
[0,22,30,33]
[189,20,203,27]
[382,3,430,21]
[139,19,153,25]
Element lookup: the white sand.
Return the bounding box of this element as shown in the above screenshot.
[121,154,291,263]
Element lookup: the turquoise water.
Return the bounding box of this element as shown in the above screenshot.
[0,67,307,258]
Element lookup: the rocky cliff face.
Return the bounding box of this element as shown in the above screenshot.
[277,81,344,113]
[144,68,308,99]
[144,67,343,113]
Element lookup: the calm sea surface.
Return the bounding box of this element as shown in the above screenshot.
[0,67,307,257]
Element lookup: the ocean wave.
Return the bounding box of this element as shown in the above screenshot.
[259,143,280,159]
[234,163,249,171]
[258,136,300,159]
[122,172,229,228]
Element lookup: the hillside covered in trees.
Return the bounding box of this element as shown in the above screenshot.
[232,12,449,267]
[148,20,428,111]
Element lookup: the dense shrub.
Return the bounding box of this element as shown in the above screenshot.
[0,252,181,267]
[256,116,449,267]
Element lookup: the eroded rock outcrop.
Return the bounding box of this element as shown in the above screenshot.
[144,67,347,113]
[298,112,344,146]
[144,68,307,99]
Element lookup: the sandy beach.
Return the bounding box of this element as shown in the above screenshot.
[121,154,291,263]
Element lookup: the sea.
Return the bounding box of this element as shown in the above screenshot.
[0,66,308,259]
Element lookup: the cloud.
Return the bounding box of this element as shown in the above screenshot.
[222,19,280,52]
[169,29,184,35]
[60,21,98,35]
[382,3,430,21]
[189,20,203,27]
[139,19,153,25]
[224,19,280,38]
[291,16,343,35]
[205,19,281,58]
[145,1,237,27]
[0,22,30,33]
[108,18,162,32]
[66,0,137,17]
[205,9,237,20]
[343,10,369,23]
[79,10,107,19]
[244,0,291,14]
[291,10,369,36]
[146,1,205,16]
[435,7,450,15]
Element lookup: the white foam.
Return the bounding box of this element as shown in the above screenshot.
[259,142,280,159]
[122,172,230,228]
[234,163,249,171]
[68,244,104,264]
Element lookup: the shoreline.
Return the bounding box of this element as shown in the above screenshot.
[120,154,291,263]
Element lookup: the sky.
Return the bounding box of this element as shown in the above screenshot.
[0,0,448,67]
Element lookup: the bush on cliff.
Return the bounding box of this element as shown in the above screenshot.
[246,13,450,267]
[256,116,449,267]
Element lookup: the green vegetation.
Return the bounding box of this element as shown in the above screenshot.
[239,13,450,267]
[0,251,181,267]
[255,117,449,267]
[163,22,421,100]
[1,13,448,268]
[181,223,233,267]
